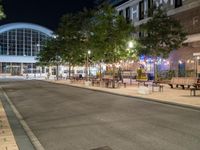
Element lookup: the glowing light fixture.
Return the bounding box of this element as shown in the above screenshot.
[128,41,134,48]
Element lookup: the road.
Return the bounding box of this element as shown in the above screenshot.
[1,80,200,150]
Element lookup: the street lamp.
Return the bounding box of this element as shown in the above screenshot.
[128,41,134,49]
[36,43,40,51]
[86,50,91,81]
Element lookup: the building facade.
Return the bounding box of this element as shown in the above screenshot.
[113,0,200,77]
[0,23,53,76]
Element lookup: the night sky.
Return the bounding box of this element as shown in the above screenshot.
[1,0,95,31]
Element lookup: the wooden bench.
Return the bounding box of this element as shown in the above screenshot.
[169,77,197,89]
[190,83,200,96]
[152,84,164,92]
[190,87,200,96]
[118,81,127,88]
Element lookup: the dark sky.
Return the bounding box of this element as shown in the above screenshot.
[1,0,95,31]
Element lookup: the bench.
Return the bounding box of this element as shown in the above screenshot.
[118,81,127,88]
[169,77,197,89]
[190,83,200,96]
[152,84,164,92]
[190,87,200,96]
[91,79,101,87]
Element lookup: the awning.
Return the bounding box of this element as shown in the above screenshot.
[184,33,200,43]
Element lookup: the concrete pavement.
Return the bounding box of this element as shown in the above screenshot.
[0,78,200,150]
[0,99,19,150]
[1,80,200,150]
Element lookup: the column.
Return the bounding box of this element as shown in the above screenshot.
[20,63,23,75]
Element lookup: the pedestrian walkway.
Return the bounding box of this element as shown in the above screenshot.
[50,80,200,109]
[0,99,19,150]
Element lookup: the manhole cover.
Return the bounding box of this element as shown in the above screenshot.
[90,146,112,150]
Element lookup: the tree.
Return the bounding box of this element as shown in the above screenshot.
[138,6,186,80]
[0,1,5,19]
[89,4,135,84]
[139,6,186,57]
[37,37,63,80]
[57,10,93,79]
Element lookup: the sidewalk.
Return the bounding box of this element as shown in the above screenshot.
[0,99,19,150]
[50,80,200,109]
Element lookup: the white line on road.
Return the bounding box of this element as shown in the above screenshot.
[1,87,45,150]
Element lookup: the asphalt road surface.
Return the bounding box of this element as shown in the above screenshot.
[1,80,200,150]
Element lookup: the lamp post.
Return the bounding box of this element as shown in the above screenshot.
[36,43,41,76]
[127,41,134,84]
[86,50,91,81]
[36,43,40,54]
[52,34,60,80]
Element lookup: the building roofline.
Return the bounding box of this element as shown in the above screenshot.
[0,22,53,36]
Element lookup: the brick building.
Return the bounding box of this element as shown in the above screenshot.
[110,0,200,77]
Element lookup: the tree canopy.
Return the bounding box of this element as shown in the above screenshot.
[0,1,5,19]
[37,37,64,65]
[138,6,186,58]
[89,4,135,64]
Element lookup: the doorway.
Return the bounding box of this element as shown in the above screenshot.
[178,63,185,77]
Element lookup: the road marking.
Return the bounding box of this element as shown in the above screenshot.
[1,87,45,150]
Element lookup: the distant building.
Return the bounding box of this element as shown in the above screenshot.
[0,23,53,76]
[115,0,200,77]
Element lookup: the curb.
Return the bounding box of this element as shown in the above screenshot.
[44,80,200,111]
[0,87,45,150]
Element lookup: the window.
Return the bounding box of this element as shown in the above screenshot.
[175,0,182,8]
[139,0,144,20]
[0,28,49,57]
[148,0,153,17]
[126,7,131,22]
[139,31,145,38]
[119,10,123,16]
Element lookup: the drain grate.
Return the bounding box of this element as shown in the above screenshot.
[90,146,112,150]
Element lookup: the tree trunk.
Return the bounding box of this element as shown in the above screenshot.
[68,64,71,79]
[56,63,59,80]
[99,63,102,81]
[72,66,75,78]
[154,60,158,81]
[112,64,116,88]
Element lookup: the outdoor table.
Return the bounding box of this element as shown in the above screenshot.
[102,78,119,88]
[137,80,148,87]
[91,79,101,86]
